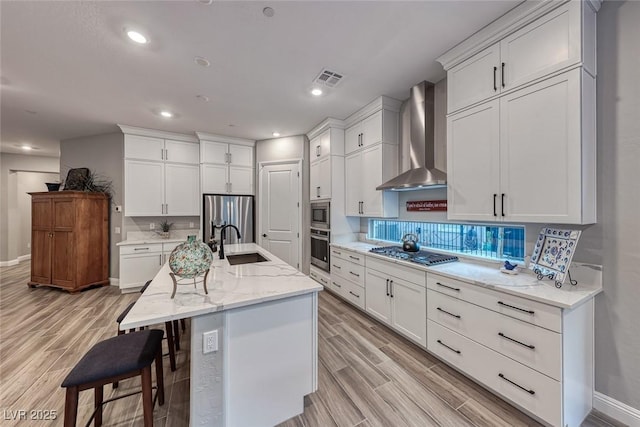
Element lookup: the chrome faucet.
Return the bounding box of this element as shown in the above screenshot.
[219,224,241,260]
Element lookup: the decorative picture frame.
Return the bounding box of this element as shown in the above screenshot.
[529,227,581,287]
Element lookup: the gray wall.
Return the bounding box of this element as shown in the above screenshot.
[0,153,60,263]
[256,135,310,274]
[59,132,124,278]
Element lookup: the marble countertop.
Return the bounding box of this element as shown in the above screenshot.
[330,242,602,309]
[120,243,322,330]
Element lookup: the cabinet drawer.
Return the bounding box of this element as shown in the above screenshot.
[427,320,561,427]
[428,289,562,380]
[366,256,426,287]
[331,274,364,310]
[427,273,561,332]
[309,265,330,287]
[119,243,163,255]
[330,247,365,266]
[162,241,182,254]
[331,257,364,287]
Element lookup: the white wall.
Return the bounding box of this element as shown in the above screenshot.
[0,153,60,263]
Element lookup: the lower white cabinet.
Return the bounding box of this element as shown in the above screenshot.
[327,249,366,310]
[365,256,427,347]
[119,242,181,291]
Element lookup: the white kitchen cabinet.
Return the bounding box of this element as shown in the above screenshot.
[310,156,331,200]
[365,256,427,347]
[310,131,331,161]
[444,1,595,114]
[119,242,182,291]
[345,144,398,218]
[447,68,595,224]
[123,131,200,217]
[327,248,366,311]
[345,109,397,155]
[198,135,255,195]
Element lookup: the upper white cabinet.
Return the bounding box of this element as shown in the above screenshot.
[197,133,255,195]
[307,122,345,202]
[440,1,598,224]
[310,131,331,161]
[445,1,595,114]
[121,128,200,217]
[310,156,331,200]
[343,97,401,218]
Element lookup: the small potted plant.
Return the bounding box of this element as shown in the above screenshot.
[159,220,173,239]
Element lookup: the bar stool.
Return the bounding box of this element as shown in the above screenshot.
[61,329,165,427]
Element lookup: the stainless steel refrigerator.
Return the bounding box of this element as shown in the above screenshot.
[203,194,254,245]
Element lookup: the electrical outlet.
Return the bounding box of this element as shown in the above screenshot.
[27,242,31,249]
[189,222,194,228]
[115,227,121,234]
[149,223,155,230]
[203,330,218,354]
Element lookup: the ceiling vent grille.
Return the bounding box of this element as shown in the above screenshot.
[313,69,344,88]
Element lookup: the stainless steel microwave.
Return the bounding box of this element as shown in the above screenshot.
[310,202,330,229]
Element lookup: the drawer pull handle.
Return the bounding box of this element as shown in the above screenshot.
[134,247,150,251]
[497,301,534,315]
[498,373,535,395]
[332,264,341,269]
[349,255,360,261]
[498,332,535,350]
[332,282,342,288]
[436,282,460,292]
[437,307,461,319]
[348,291,360,298]
[349,271,360,277]
[320,278,328,284]
[437,339,461,354]
[333,250,342,255]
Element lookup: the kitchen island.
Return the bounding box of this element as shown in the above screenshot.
[120,243,322,427]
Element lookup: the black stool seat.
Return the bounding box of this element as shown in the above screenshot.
[63,329,164,388]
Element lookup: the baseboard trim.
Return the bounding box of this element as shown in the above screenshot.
[594,391,640,426]
[109,277,119,287]
[0,259,19,267]
[18,254,31,262]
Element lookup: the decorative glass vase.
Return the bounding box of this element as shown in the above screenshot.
[168,235,214,298]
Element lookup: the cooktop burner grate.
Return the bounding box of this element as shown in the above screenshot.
[369,246,459,266]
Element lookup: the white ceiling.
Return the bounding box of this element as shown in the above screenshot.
[1,1,519,157]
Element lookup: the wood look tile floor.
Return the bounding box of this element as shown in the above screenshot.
[0,262,625,427]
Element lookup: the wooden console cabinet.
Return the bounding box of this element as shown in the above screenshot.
[29,191,110,293]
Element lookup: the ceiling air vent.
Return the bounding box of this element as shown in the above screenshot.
[313,69,344,88]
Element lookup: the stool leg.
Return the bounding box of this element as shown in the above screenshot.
[94,385,103,427]
[173,320,180,351]
[155,349,165,406]
[141,366,154,427]
[64,386,79,427]
[164,321,176,372]
[181,319,186,332]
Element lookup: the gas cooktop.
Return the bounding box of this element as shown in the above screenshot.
[369,246,459,266]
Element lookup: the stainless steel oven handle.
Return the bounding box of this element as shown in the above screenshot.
[311,234,329,242]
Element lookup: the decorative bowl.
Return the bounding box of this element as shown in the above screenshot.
[45,182,61,191]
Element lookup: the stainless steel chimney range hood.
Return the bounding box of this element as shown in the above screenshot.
[376,81,446,191]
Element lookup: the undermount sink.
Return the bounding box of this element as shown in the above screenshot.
[226,252,269,265]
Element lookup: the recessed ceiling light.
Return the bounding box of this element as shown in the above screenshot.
[272,132,281,137]
[197,0,213,4]
[194,56,210,67]
[25,109,37,114]
[127,30,148,44]
[311,88,323,96]
[196,95,210,102]
[263,7,275,17]
[21,145,33,151]
[160,111,174,118]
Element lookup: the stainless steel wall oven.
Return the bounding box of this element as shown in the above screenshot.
[310,227,330,272]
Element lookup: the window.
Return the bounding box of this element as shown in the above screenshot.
[368,220,525,262]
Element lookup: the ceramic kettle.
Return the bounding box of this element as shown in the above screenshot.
[402,233,420,252]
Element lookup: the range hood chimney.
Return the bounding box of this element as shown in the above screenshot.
[376,81,446,191]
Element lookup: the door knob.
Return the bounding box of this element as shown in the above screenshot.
[262,233,267,238]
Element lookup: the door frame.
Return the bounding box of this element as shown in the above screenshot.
[257,159,303,270]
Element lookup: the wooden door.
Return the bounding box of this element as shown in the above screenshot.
[51,197,75,287]
[447,99,500,222]
[30,197,52,283]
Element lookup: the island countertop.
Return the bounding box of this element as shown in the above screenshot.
[120,243,322,330]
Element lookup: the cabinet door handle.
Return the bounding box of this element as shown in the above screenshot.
[498,373,535,395]
[497,301,534,314]
[228,152,232,163]
[159,254,163,265]
[332,281,342,288]
[332,250,341,256]
[348,255,360,261]
[436,282,460,292]
[501,193,505,217]
[501,62,506,88]
[437,307,461,319]
[389,280,394,298]
[349,271,360,278]
[437,339,461,354]
[493,66,497,91]
[498,332,535,350]
[165,149,168,160]
[493,194,497,217]
[161,148,164,160]
[316,146,320,157]
[317,186,320,198]
[349,291,360,298]
[332,264,341,269]
[386,278,390,296]
[134,247,150,251]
